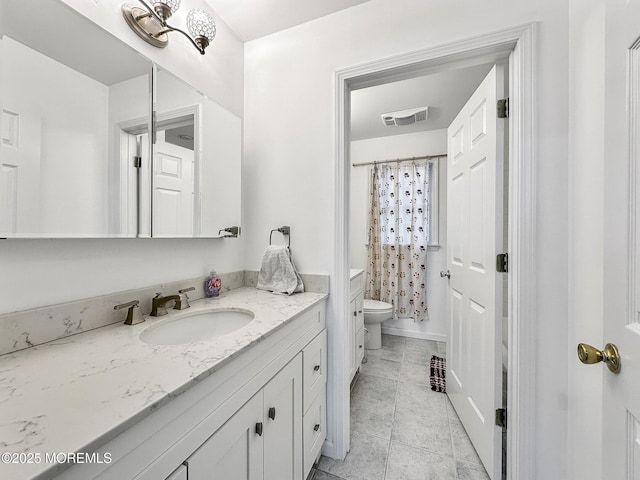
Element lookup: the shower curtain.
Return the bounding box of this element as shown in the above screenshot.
[365,162,430,322]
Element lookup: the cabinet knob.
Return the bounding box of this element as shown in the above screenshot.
[314,365,320,372]
[353,311,357,317]
[255,422,263,436]
[314,424,320,432]
[359,344,363,349]
[268,407,276,420]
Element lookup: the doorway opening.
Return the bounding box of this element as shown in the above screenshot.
[329,23,536,480]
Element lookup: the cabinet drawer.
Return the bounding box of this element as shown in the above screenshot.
[303,389,326,478]
[303,330,327,413]
[356,327,365,367]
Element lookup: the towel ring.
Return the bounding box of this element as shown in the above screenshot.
[269,226,291,247]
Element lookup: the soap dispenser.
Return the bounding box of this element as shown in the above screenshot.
[204,268,222,297]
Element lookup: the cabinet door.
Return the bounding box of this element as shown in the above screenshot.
[264,353,302,480]
[356,327,365,367]
[349,297,357,381]
[355,291,364,332]
[186,393,264,480]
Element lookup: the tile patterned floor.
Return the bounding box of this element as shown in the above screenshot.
[309,334,491,480]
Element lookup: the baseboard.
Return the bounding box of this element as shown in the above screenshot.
[381,326,447,343]
[320,439,336,459]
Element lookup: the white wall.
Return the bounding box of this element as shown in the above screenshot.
[244,1,569,476]
[567,1,605,478]
[350,130,448,340]
[0,1,245,314]
[2,36,109,235]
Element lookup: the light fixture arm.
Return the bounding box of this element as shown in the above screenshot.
[122,0,213,55]
[159,24,206,55]
[136,0,164,23]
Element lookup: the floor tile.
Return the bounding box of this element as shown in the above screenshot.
[360,355,402,380]
[317,430,389,480]
[344,334,485,480]
[403,340,440,366]
[450,418,483,465]
[445,396,460,420]
[350,394,396,440]
[456,460,491,480]
[366,335,405,362]
[351,373,398,406]
[391,405,453,457]
[405,337,440,352]
[385,441,456,480]
[396,380,448,417]
[314,470,348,480]
[399,361,430,385]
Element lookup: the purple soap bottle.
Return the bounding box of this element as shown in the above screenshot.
[204,269,221,297]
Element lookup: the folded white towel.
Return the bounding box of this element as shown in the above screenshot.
[257,245,304,295]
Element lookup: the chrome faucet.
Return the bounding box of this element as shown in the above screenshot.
[150,287,195,317]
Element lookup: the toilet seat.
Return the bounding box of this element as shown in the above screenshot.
[363,299,393,314]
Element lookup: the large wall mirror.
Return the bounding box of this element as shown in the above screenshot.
[0,0,242,238]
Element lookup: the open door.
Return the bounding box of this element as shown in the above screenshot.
[591,33,640,480]
[445,64,505,480]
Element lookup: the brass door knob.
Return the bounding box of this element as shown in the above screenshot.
[577,342,621,373]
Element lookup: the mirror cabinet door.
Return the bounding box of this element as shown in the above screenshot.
[0,0,152,238]
[153,67,242,238]
[0,0,242,239]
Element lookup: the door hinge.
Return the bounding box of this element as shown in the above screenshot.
[497,98,509,119]
[495,408,507,429]
[497,253,508,273]
[133,156,142,168]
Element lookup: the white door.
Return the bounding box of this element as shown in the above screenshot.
[186,393,264,480]
[597,35,640,480]
[0,107,41,236]
[446,65,504,480]
[152,130,194,237]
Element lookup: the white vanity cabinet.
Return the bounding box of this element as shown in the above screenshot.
[186,354,302,480]
[55,300,326,480]
[349,270,365,383]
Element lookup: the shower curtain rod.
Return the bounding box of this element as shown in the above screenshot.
[351,153,447,167]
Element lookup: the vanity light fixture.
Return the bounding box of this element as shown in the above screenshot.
[122,0,216,55]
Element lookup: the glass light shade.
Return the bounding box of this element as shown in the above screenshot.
[186,9,216,43]
[154,0,181,14]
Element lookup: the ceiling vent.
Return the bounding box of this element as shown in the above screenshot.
[381,106,429,127]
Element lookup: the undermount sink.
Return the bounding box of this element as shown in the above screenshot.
[139,308,255,345]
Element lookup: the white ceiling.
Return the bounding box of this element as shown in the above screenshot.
[204,0,371,41]
[350,63,495,142]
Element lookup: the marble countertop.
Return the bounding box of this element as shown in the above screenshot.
[350,268,364,280]
[0,287,327,480]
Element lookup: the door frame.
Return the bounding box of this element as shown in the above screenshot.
[330,23,536,479]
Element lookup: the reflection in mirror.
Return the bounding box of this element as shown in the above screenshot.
[0,0,151,238]
[153,67,242,238]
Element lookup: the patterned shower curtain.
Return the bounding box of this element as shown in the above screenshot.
[365,162,430,322]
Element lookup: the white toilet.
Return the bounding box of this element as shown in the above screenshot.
[363,299,393,349]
